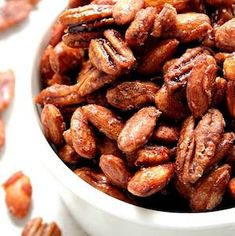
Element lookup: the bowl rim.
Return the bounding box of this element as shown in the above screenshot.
[30,5,235,231]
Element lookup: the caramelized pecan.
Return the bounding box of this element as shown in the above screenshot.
[226,81,235,119]
[224,55,235,81]
[58,144,82,164]
[228,177,235,200]
[106,81,159,111]
[49,22,66,47]
[89,29,136,76]
[212,77,227,107]
[68,0,90,8]
[190,164,231,212]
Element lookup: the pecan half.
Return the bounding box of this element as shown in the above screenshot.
[212,77,227,107]
[135,146,170,167]
[224,55,235,81]
[71,108,96,158]
[106,81,159,111]
[118,107,161,153]
[127,163,174,197]
[186,55,217,117]
[22,217,61,236]
[3,171,32,219]
[89,29,136,76]
[49,21,66,47]
[82,104,124,140]
[190,164,231,212]
[58,144,82,164]
[138,39,179,75]
[112,0,144,25]
[226,81,235,119]
[125,7,157,47]
[41,104,66,145]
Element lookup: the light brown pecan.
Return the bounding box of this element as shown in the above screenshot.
[127,163,174,197]
[228,177,235,200]
[49,21,66,47]
[35,84,85,107]
[164,47,211,92]
[224,55,235,81]
[186,55,217,118]
[138,39,179,75]
[112,0,144,25]
[190,164,231,212]
[89,29,136,76]
[100,154,132,188]
[152,124,180,144]
[118,107,161,153]
[0,119,5,149]
[0,0,32,32]
[74,167,132,202]
[3,171,32,219]
[71,108,96,158]
[0,70,15,112]
[82,104,124,140]
[76,61,116,97]
[41,104,66,145]
[226,81,235,118]
[106,81,159,111]
[135,146,170,167]
[22,217,61,236]
[215,18,235,52]
[155,85,189,120]
[58,144,82,164]
[49,42,84,74]
[212,77,227,107]
[125,7,157,47]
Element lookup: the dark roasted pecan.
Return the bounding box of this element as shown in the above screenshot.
[190,164,231,212]
[82,104,124,140]
[112,0,144,25]
[125,7,157,47]
[71,108,96,158]
[118,107,161,153]
[106,81,159,111]
[175,176,194,199]
[41,104,66,145]
[22,217,61,236]
[224,55,235,81]
[58,144,82,164]
[47,73,72,86]
[89,29,136,76]
[138,39,179,75]
[135,146,170,167]
[164,47,211,92]
[212,77,227,107]
[127,163,174,197]
[186,55,217,117]
[86,90,109,107]
[226,81,235,119]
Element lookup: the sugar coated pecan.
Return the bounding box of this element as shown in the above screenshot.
[58,144,82,164]
[127,163,174,197]
[224,56,235,81]
[3,171,32,219]
[212,77,227,107]
[118,107,161,153]
[22,217,61,236]
[226,81,235,119]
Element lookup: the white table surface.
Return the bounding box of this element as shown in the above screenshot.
[0,0,88,235]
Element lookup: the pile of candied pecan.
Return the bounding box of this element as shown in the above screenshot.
[37,0,235,212]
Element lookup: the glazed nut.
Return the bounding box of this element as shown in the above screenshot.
[49,22,66,47]
[118,107,161,153]
[226,81,235,119]
[223,56,235,81]
[41,104,66,146]
[228,178,235,200]
[58,144,82,164]
[22,217,61,236]
[127,163,174,197]
[212,77,227,107]
[3,171,32,219]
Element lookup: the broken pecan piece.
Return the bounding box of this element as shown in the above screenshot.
[106,81,159,111]
[89,29,136,76]
[190,164,231,212]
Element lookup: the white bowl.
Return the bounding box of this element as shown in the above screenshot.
[30,6,235,236]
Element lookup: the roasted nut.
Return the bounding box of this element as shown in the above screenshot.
[118,107,161,153]
[22,217,61,236]
[3,171,32,219]
[138,39,179,75]
[41,104,66,145]
[49,42,84,74]
[113,0,144,25]
[135,146,170,167]
[186,54,217,117]
[127,163,174,197]
[152,124,180,144]
[125,7,157,47]
[175,176,193,199]
[89,29,136,76]
[83,104,124,140]
[58,144,82,164]
[0,70,15,112]
[215,18,235,52]
[212,77,227,107]
[224,56,235,81]
[100,154,132,188]
[49,22,66,47]
[106,81,159,111]
[47,73,72,86]
[0,0,32,32]
[97,136,122,156]
[228,177,235,200]
[190,164,231,212]
[63,129,73,146]
[226,81,235,119]
[71,108,96,158]
[85,90,109,107]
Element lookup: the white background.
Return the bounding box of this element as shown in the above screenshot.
[0,0,87,235]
